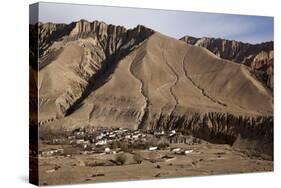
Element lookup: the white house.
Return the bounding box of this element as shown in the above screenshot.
[104,147,111,154]
[149,146,158,151]
[76,139,85,144]
[95,139,107,146]
[184,150,193,155]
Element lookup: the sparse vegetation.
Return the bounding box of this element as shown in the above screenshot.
[133,154,143,164]
[144,137,169,149]
[131,141,146,150]
[120,141,128,150]
[39,126,69,141]
[110,141,119,149]
[157,137,170,149]
[116,153,127,165]
[145,137,158,148]
[85,161,105,167]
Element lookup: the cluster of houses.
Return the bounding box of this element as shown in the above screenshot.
[40,127,197,157]
[71,127,149,152]
[41,148,64,157]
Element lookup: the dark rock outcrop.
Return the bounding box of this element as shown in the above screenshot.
[150,111,273,159]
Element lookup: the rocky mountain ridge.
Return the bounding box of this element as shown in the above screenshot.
[32,20,154,117]
[38,20,154,57]
[180,35,274,90]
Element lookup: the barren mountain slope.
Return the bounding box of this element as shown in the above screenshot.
[74,33,272,130]
[180,36,274,90]
[34,20,154,122]
[33,22,273,156]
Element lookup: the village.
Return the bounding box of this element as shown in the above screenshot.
[38,126,273,185]
[40,127,200,158]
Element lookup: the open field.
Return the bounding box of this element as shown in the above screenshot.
[36,126,273,185]
[38,142,273,186]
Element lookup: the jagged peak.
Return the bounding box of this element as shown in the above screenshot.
[180,34,273,46]
[180,35,198,40]
[37,19,155,37]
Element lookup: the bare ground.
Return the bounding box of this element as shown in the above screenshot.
[38,142,273,186]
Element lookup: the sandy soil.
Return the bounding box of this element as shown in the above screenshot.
[38,142,273,186]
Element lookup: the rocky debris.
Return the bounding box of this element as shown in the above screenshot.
[161,155,175,162]
[91,173,105,177]
[45,165,60,173]
[180,36,274,90]
[154,173,161,177]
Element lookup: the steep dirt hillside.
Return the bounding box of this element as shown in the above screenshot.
[180,36,273,90]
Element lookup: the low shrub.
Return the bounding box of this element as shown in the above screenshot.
[116,153,127,165]
[133,154,143,164]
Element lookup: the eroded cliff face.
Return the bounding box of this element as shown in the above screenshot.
[180,36,274,90]
[35,20,154,118]
[38,20,153,58]
[149,111,273,159]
